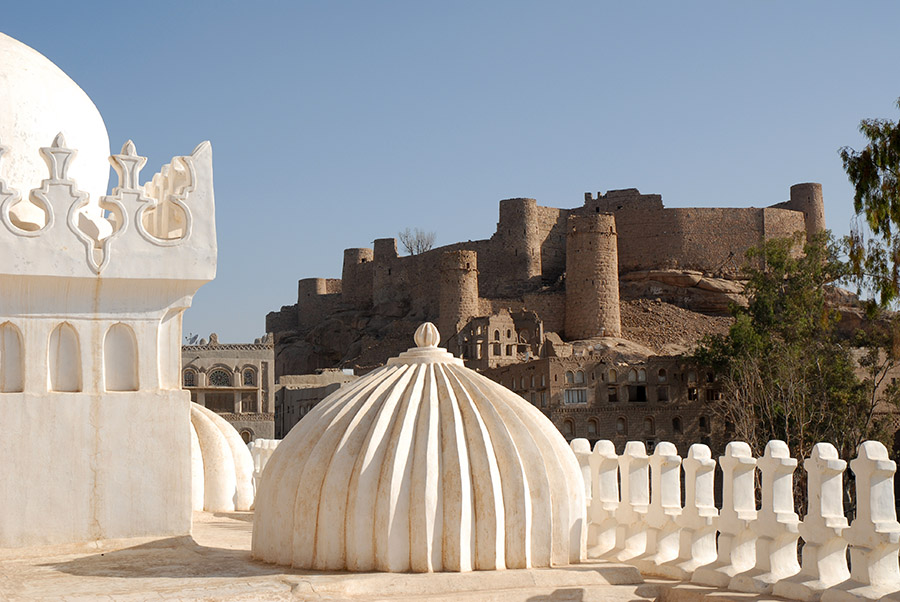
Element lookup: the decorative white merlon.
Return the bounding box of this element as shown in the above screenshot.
[822,441,900,602]
[692,441,758,587]
[663,443,717,578]
[775,442,850,601]
[587,439,619,557]
[730,440,800,593]
[633,442,682,576]
[612,441,650,562]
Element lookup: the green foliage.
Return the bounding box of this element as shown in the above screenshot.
[841,97,900,306]
[694,233,896,468]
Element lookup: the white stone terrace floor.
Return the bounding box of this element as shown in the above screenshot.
[0,512,794,601]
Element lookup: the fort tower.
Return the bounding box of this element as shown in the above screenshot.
[439,249,479,345]
[565,213,621,339]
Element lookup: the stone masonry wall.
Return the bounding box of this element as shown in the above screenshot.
[565,213,621,339]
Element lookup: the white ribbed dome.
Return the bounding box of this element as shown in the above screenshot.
[252,323,586,573]
[0,32,110,201]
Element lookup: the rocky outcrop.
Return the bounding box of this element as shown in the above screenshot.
[620,270,746,315]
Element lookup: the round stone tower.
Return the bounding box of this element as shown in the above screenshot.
[789,182,826,243]
[565,213,621,340]
[439,250,479,343]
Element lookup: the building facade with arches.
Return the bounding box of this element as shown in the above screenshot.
[182,333,275,442]
[482,353,720,456]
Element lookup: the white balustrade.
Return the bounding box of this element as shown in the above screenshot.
[577,438,900,601]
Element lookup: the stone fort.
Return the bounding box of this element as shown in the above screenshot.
[267,183,824,375]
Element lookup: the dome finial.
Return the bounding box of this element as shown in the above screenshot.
[414,322,440,348]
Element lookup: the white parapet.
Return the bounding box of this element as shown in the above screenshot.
[576,438,900,602]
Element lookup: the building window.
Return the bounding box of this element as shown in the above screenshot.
[646,439,656,454]
[616,416,627,435]
[706,372,715,384]
[243,368,256,386]
[492,343,501,356]
[563,420,575,437]
[608,369,617,382]
[541,391,547,407]
[706,389,722,402]
[506,329,512,339]
[628,369,637,383]
[208,369,232,387]
[687,371,697,384]
[564,389,587,404]
[183,370,197,387]
[688,387,698,401]
[506,344,513,355]
[629,385,647,402]
[587,419,598,436]
[657,385,669,402]
[644,416,655,435]
[541,374,546,387]
[699,416,710,433]
[521,376,526,389]
[658,368,667,383]
[638,368,647,383]
[574,370,585,384]
[565,371,574,384]
[673,416,683,433]
[530,392,536,405]
[607,386,618,402]
[493,330,500,341]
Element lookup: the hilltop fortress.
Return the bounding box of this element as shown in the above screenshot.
[267,183,824,375]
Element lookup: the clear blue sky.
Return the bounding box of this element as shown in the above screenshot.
[4,2,899,342]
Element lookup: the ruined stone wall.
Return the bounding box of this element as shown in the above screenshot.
[522,291,566,335]
[565,213,621,339]
[296,278,342,331]
[266,304,298,333]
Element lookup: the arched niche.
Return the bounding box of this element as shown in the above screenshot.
[104,323,138,391]
[0,322,24,392]
[49,323,81,392]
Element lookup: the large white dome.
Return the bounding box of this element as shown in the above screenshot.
[0,32,110,201]
[252,323,586,573]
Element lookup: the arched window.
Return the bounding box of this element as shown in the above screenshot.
[530,375,535,388]
[563,419,575,437]
[49,322,81,392]
[239,429,253,444]
[565,371,574,384]
[493,330,500,341]
[0,322,24,392]
[104,323,138,391]
[616,416,627,435]
[587,418,598,436]
[183,369,197,387]
[638,368,647,383]
[506,329,512,339]
[699,416,710,433]
[672,417,683,434]
[574,370,585,384]
[243,368,256,386]
[608,368,617,382]
[208,368,232,387]
[644,416,655,435]
[520,376,526,389]
[658,368,667,383]
[628,369,637,383]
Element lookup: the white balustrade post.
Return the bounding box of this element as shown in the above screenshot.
[587,440,620,558]
[571,438,592,512]
[774,442,849,601]
[730,440,800,594]
[612,441,650,562]
[822,441,900,602]
[693,441,758,587]
[634,442,682,576]
[658,443,718,579]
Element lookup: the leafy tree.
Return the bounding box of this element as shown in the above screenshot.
[841,97,900,307]
[694,233,898,494]
[398,227,436,255]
